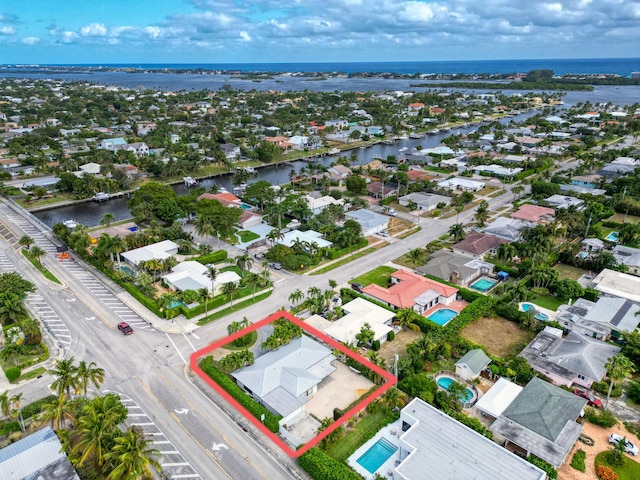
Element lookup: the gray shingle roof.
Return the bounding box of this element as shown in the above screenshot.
[455,349,491,375]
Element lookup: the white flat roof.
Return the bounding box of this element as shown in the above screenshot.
[592,269,640,304]
[475,378,523,419]
[323,297,394,344]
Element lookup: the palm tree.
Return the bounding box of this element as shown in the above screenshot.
[512,185,524,203]
[0,293,28,325]
[454,202,464,223]
[198,288,210,319]
[105,427,161,480]
[0,390,10,418]
[365,351,387,384]
[221,281,239,307]
[0,342,22,366]
[449,223,465,242]
[49,357,79,399]
[100,213,115,228]
[75,361,105,396]
[406,248,425,267]
[604,354,635,409]
[288,289,304,306]
[474,200,489,227]
[29,245,46,267]
[206,266,218,298]
[394,308,422,331]
[496,243,517,263]
[39,393,74,431]
[195,214,218,248]
[158,292,179,319]
[18,235,34,250]
[235,253,253,278]
[266,228,284,246]
[382,387,406,409]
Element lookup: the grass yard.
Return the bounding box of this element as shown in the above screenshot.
[197,290,273,325]
[555,263,591,281]
[460,316,536,357]
[236,230,260,243]
[531,295,564,311]
[352,266,396,288]
[310,248,376,275]
[608,213,640,224]
[595,451,640,480]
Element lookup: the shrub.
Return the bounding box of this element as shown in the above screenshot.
[527,456,557,480]
[21,395,56,419]
[298,448,362,480]
[449,411,493,439]
[592,380,622,398]
[282,254,311,270]
[333,408,343,421]
[5,367,21,382]
[0,421,21,436]
[371,340,380,351]
[199,356,280,432]
[195,250,227,265]
[584,407,618,428]
[386,331,395,342]
[570,449,586,472]
[596,464,619,480]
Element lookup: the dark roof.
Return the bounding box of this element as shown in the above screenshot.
[453,232,508,255]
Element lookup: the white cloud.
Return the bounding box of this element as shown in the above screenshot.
[22,36,40,45]
[80,23,108,37]
[402,1,435,22]
[239,31,251,41]
[60,31,79,43]
[146,26,162,39]
[0,26,16,35]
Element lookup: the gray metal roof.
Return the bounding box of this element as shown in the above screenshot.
[345,209,388,229]
[395,398,546,480]
[455,349,491,375]
[416,250,480,281]
[491,377,586,467]
[583,297,640,333]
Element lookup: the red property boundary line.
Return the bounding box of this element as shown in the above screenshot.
[190,310,395,458]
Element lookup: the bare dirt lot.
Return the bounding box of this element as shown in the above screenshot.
[460,316,535,357]
[378,328,423,366]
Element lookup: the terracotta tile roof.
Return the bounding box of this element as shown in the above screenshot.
[453,232,509,255]
[511,204,555,223]
[406,170,434,181]
[362,269,458,309]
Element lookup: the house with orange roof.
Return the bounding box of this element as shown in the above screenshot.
[197,191,243,207]
[406,169,434,182]
[510,204,555,224]
[264,136,293,150]
[362,269,458,314]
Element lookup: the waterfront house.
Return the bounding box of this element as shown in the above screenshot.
[220,143,241,161]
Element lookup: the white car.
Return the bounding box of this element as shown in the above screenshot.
[609,433,639,455]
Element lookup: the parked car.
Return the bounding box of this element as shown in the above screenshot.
[609,433,639,455]
[388,208,397,217]
[351,282,363,293]
[117,322,133,335]
[573,389,603,408]
[379,231,389,237]
[269,262,282,270]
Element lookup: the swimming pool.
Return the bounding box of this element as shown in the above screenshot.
[576,251,588,259]
[437,376,474,403]
[521,303,549,321]
[427,308,458,326]
[356,437,398,474]
[605,231,619,242]
[119,265,136,277]
[470,277,498,292]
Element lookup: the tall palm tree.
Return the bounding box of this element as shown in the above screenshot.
[158,292,179,319]
[221,281,239,307]
[512,185,524,203]
[75,361,105,396]
[18,235,34,250]
[235,253,253,278]
[406,248,425,267]
[0,293,28,325]
[105,427,161,480]
[474,200,489,227]
[49,357,79,399]
[266,228,284,246]
[0,390,10,418]
[366,351,387,384]
[39,393,74,431]
[194,214,217,248]
[29,245,47,267]
[100,213,115,228]
[206,266,218,298]
[288,289,304,306]
[449,223,465,242]
[604,354,635,409]
[198,288,210,319]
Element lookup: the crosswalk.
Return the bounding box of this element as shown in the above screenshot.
[0,251,72,353]
[112,391,202,480]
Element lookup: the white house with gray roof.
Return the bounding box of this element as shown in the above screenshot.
[121,239,178,267]
[232,335,336,425]
[345,209,389,236]
[398,192,451,211]
[482,216,532,242]
[557,296,640,341]
[613,245,640,276]
[455,349,491,380]
[390,398,546,480]
[416,250,494,287]
[519,327,620,389]
[490,377,587,468]
[592,268,640,304]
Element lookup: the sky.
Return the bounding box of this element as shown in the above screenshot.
[1,0,639,64]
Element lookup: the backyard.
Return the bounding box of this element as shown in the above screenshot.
[555,263,592,281]
[460,316,536,357]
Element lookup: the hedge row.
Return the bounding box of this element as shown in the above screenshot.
[0,421,21,437]
[195,250,228,265]
[122,283,163,317]
[444,296,496,333]
[326,239,369,260]
[22,395,56,419]
[199,356,280,433]
[420,274,484,302]
[298,448,363,480]
[450,411,493,439]
[527,456,558,480]
[484,260,520,278]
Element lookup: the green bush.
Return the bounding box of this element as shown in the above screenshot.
[371,340,380,351]
[199,356,280,432]
[444,296,496,333]
[5,367,21,382]
[122,283,163,317]
[0,421,21,436]
[584,407,618,428]
[571,449,586,472]
[283,254,312,270]
[592,380,622,398]
[298,448,362,480]
[450,411,493,439]
[386,331,395,342]
[527,455,558,480]
[195,250,228,265]
[21,395,56,419]
[326,239,368,260]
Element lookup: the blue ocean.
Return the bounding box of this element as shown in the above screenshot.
[26,58,640,76]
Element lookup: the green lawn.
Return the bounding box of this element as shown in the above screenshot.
[322,409,394,462]
[595,451,640,480]
[310,248,376,275]
[554,263,590,281]
[351,266,396,287]
[0,342,49,374]
[531,295,564,311]
[196,291,272,325]
[237,230,260,243]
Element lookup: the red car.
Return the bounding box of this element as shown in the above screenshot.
[117,322,133,335]
[573,389,602,408]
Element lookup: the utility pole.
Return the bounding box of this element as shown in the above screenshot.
[585,214,593,238]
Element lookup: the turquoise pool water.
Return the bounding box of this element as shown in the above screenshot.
[522,303,549,321]
[169,299,186,309]
[470,277,498,292]
[356,437,398,474]
[427,308,458,326]
[437,376,473,402]
[119,265,136,276]
[240,203,252,210]
[605,231,619,242]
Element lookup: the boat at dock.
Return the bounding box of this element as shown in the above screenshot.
[92,192,110,202]
[409,133,424,139]
[327,148,340,155]
[183,176,199,187]
[63,219,79,229]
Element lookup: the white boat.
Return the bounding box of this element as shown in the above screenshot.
[243,167,257,174]
[63,220,78,229]
[327,148,340,155]
[92,192,110,202]
[183,176,199,187]
[409,133,424,139]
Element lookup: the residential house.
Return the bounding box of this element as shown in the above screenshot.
[321,297,394,346]
[198,191,243,208]
[362,269,458,314]
[437,177,486,192]
[591,268,640,304]
[570,174,603,189]
[519,327,621,388]
[366,181,397,199]
[455,349,491,381]
[231,335,337,425]
[264,136,293,150]
[22,176,60,192]
[557,296,640,341]
[288,135,309,150]
[113,163,140,178]
[79,162,102,175]
[473,164,523,178]
[88,222,139,244]
[398,192,451,211]
[490,377,587,468]
[162,261,241,295]
[0,427,81,480]
[416,250,494,287]
[482,217,532,242]
[325,119,348,129]
[0,158,19,170]
[475,378,523,420]
[279,229,333,250]
[304,194,344,215]
[238,210,263,230]
[613,245,640,276]
[544,195,584,210]
[220,143,241,161]
[452,232,509,259]
[377,398,546,480]
[559,184,607,196]
[9,164,35,176]
[327,165,351,184]
[115,141,149,157]
[99,137,127,150]
[510,204,555,224]
[120,240,179,267]
[345,209,389,236]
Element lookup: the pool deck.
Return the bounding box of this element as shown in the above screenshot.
[518,302,557,321]
[423,300,467,318]
[433,370,480,407]
[347,419,403,480]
